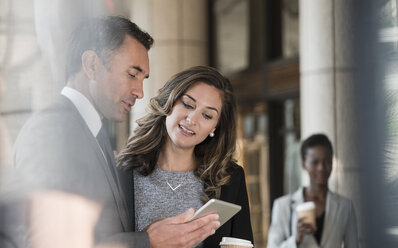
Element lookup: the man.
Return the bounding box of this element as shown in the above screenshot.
[14,16,219,248]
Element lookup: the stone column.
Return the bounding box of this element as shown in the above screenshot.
[128,0,209,130]
[300,0,362,238]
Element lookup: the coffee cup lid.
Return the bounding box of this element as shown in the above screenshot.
[296,201,315,211]
[219,237,254,247]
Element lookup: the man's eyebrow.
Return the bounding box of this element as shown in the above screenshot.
[184,94,219,114]
[131,66,149,79]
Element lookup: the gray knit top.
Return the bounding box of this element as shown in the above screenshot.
[134,167,205,231]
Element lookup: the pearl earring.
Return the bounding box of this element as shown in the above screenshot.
[209,132,215,137]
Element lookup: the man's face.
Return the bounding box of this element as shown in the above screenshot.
[90,35,150,122]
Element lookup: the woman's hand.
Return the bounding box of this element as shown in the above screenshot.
[295,217,316,245]
[146,208,220,248]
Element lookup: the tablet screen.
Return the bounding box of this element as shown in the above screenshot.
[189,199,241,227]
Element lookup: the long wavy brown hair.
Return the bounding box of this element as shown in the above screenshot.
[116,66,237,201]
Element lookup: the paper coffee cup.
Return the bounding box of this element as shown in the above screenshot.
[296,201,316,230]
[219,237,254,248]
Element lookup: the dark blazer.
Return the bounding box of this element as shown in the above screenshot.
[14,95,149,248]
[203,163,254,247]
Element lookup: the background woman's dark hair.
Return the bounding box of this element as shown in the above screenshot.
[300,133,334,161]
[117,66,237,201]
[65,16,154,82]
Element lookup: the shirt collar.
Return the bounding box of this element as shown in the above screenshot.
[61,86,102,137]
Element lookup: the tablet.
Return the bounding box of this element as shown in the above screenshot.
[189,199,241,227]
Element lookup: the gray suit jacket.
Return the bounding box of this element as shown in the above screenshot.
[14,95,149,248]
[267,188,358,248]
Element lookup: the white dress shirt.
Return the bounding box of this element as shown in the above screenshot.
[61,86,102,137]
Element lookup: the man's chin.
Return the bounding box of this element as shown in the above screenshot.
[114,115,127,123]
[106,113,128,123]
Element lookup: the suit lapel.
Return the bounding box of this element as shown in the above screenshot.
[117,168,135,231]
[290,188,304,237]
[320,191,338,246]
[103,148,133,231]
[58,96,132,232]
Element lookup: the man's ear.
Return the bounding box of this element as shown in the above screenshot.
[81,50,99,80]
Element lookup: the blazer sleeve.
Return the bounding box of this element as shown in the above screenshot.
[267,198,297,248]
[203,164,253,247]
[230,165,254,242]
[343,200,359,248]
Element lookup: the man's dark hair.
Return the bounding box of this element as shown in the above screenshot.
[65,16,154,81]
[300,133,334,161]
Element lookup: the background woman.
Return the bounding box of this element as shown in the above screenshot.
[267,134,358,248]
[117,66,253,247]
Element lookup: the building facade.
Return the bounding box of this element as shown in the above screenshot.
[0,0,396,247]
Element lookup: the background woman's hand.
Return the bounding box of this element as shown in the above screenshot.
[295,217,316,245]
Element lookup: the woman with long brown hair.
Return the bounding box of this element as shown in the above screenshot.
[117,66,253,247]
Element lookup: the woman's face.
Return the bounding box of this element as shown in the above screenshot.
[165,82,222,151]
[303,145,333,186]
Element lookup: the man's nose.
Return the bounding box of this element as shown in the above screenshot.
[132,80,144,99]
